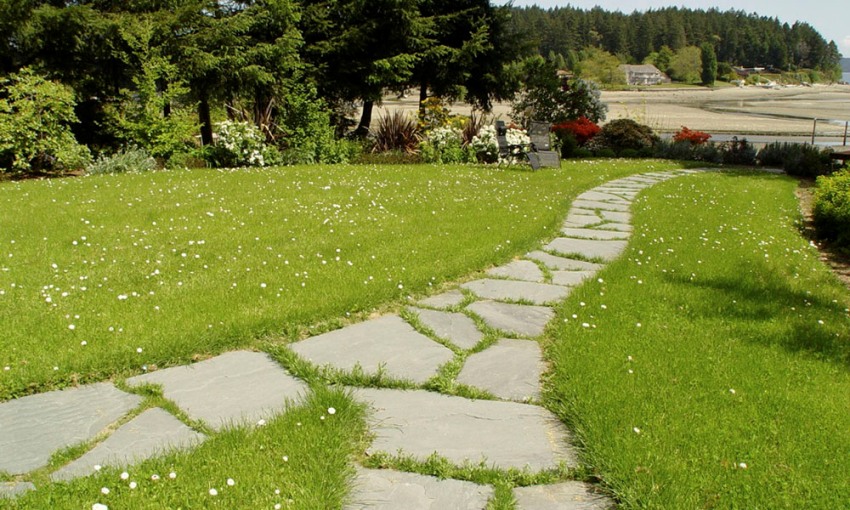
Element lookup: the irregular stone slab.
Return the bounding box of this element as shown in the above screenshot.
[486,260,544,282]
[513,481,612,509]
[418,290,465,309]
[599,210,631,223]
[575,191,631,204]
[564,213,602,227]
[466,301,553,337]
[354,388,577,471]
[461,279,569,305]
[560,228,630,240]
[551,271,597,287]
[568,208,599,216]
[526,251,603,272]
[0,482,36,499]
[571,200,630,212]
[594,222,632,232]
[127,351,306,430]
[288,316,453,384]
[51,408,205,481]
[544,238,628,262]
[595,190,638,200]
[409,307,483,350]
[0,383,142,474]
[345,467,494,510]
[457,339,544,401]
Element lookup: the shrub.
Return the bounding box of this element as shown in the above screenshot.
[204,120,280,168]
[813,168,850,252]
[719,137,756,165]
[371,111,421,154]
[757,142,835,177]
[87,147,157,175]
[594,119,659,155]
[420,126,474,164]
[557,132,579,158]
[276,85,352,164]
[552,117,601,146]
[0,68,91,174]
[470,124,499,163]
[673,126,711,145]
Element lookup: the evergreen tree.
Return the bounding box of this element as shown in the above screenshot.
[700,42,717,86]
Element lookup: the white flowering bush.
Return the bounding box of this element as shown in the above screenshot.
[420,126,474,164]
[211,120,280,168]
[502,127,531,164]
[470,124,499,163]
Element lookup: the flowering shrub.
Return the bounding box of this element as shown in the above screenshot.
[420,125,474,163]
[501,126,531,164]
[552,117,601,146]
[470,124,499,163]
[210,120,280,168]
[673,126,711,145]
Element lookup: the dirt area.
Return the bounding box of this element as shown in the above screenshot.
[795,182,850,290]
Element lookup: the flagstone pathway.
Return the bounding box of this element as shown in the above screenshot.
[0,170,700,507]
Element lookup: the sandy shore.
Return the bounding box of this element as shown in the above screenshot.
[374,83,850,140]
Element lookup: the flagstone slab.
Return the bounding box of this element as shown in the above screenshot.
[408,307,483,350]
[127,351,306,430]
[513,481,612,509]
[345,467,494,510]
[551,271,597,287]
[0,383,142,474]
[564,213,602,227]
[289,316,453,384]
[526,251,603,272]
[575,191,631,204]
[417,289,466,309]
[0,482,36,499]
[354,388,577,471]
[571,200,631,212]
[594,222,632,232]
[462,279,569,305]
[51,408,206,481]
[599,210,632,223]
[466,301,554,337]
[457,339,544,401]
[486,260,545,282]
[544,238,628,262]
[560,228,630,240]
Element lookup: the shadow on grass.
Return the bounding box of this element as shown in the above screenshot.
[661,263,850,367]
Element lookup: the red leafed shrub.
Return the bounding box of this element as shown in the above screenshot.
[552,117,601,146]
[673,126,711,145]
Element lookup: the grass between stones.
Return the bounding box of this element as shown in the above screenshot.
[545,171,850,508]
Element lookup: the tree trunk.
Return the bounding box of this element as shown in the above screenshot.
[419,82,428,113]
[198,94,213,146]
[354,100,373,137]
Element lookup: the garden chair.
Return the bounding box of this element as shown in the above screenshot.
[526,121,561,170]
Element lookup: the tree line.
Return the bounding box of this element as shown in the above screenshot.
[510,5,842,77]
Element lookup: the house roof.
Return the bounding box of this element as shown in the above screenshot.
[620,64,663,74]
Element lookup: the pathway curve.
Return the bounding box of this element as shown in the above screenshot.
[0,170,700,507]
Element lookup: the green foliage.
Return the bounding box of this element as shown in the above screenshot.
[0,68,91,174]
[275,84,355,164]
[591,119,658,155]
[204,120,281,168]
[700,43,717,86]
[813,169,850,252]
[668,46,702,83]
[370,111,422,154]
[644,45,674,74]
[419,126,475,164]
[86,147,157,175]
[577,46,626,86]
[757,142,835,177]
[510,56,607,126]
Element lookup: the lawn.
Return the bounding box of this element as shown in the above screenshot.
[545,170,850,508]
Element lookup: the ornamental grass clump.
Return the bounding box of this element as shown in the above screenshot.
[370,110,421,154]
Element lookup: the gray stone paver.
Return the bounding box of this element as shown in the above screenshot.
[571,199,631,212]
[0,482,36,499]
[513,482,613,509]
[551,271,597,287]
[575,191,632,204]
[289,315,454,384]
[594,222,632,232]
[486,260,545,282]
[544,238,628,262]
[51,408,206,481]
[462,279,570,305]
[409,307,484,350]
[0,382,141,474]
[466,300,554,337]
[354,388,577,471]
[127,350,306,430]
[526,251,603,271]
[564,213,602,227]
[456,339,544,401]
[345,468,494,510]
[418,289,466,309]
[599,210,632,223]
[560,227,630,240]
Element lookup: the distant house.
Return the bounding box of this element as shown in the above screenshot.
[732,66,766,78]
[620,64,671,86]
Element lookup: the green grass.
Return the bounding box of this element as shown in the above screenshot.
[544,170,850,508]
[0,161,676,400]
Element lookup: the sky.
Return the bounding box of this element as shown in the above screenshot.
[504,0,849,57]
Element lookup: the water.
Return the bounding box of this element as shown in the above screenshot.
[843,72,850,84]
